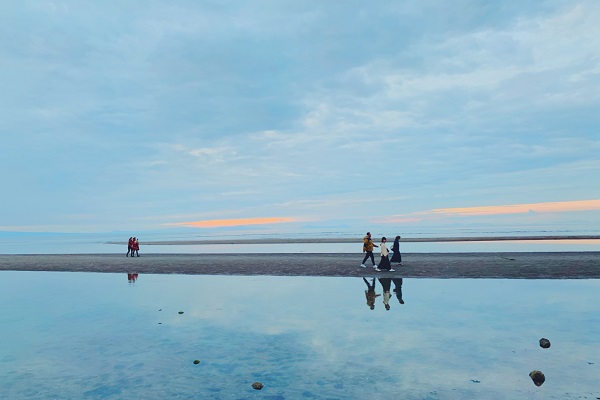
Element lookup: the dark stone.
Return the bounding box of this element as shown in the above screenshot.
[178,311,184,314]
[193,360,200,364]
[539,338,551,348]
[251,382,264,390]
[529,370,545,386]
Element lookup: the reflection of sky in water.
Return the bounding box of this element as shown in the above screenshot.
[1,272,599,399]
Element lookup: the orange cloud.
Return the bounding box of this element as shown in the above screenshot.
[430,199,600,216]
[379,199,600,223]
[167,217,298,228]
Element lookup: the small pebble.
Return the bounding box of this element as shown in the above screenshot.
[193,360,200,365]
[539,338,551,348]
[251,382,263,390]
[529,370,545,386]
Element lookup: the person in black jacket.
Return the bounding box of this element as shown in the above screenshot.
[390,235,403,266]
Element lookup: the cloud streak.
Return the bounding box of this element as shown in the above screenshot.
[165,217,300,228]
[380,199,600,223]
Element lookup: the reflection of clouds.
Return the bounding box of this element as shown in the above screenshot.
[71,275,600,396]
[4,273,599,397]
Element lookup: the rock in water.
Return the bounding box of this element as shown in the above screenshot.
[193,360,200,364]
[251,382,264,390]
[539,338,551,348]
[529,370,545,386]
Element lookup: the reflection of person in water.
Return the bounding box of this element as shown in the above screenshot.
[392,278,404,304]
[127,273,139,284]
[379,278,392,310]
[363,277,380,310]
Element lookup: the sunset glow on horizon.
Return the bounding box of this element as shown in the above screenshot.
[380,199,600,223]
[432,199,600,216]
[167,217,299,228]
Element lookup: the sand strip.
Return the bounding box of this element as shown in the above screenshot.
[1,252,599,278]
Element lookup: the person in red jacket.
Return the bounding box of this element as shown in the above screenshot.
[126,237,133,257]
[132,237,140,257]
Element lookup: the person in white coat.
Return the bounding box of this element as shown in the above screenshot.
[376,237,394,272]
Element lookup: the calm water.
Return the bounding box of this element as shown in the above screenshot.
[1,272,598,399]
[1,232,599,254]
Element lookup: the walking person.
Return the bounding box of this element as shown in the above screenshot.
[390,235,403,266]
[360,232,379,269]
[132,237,140,257]
[377,237,394,272]
[126,237,133,257]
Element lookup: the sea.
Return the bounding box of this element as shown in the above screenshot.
[0,229,599,254]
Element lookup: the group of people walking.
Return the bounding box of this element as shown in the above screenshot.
[126,237,140,257]
[361,231,402,271]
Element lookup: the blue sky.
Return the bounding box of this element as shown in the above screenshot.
[1,1,599,235]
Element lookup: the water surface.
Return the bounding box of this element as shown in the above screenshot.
[1,272,598,399]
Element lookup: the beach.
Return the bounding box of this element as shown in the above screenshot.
[1,252,599,278]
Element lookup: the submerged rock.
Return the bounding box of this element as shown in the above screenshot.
[539,338,551,348]
[251,382,264,390]
[529,370,545,386]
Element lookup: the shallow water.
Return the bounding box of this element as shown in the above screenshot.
[1,231,599,254]
[0,272,598,399]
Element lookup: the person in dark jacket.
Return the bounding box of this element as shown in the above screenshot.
[390,235,403,266]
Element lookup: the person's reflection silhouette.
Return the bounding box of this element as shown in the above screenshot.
[362,277,380,310]
[378,278,392,310]
[392,278,404,304]
[127,273,139,284]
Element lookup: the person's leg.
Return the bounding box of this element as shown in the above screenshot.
[362,252,370,264]
[369,251,376,265]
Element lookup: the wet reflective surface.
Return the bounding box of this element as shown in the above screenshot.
[1,272,598,399]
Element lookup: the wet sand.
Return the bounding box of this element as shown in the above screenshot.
[1,252,599,278]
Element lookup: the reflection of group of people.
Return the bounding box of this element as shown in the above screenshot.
[126,237,140,257]
[363,277,404,311]
[127,273,139,283]
[361,232,402,271]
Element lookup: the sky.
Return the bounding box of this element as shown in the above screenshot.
[1,0,599,236]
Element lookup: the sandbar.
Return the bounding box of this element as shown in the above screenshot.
[1,252,599,279]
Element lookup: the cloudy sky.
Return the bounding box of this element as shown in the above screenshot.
[1,0,599,235]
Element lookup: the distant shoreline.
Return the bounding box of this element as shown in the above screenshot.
[106,235,600,246]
